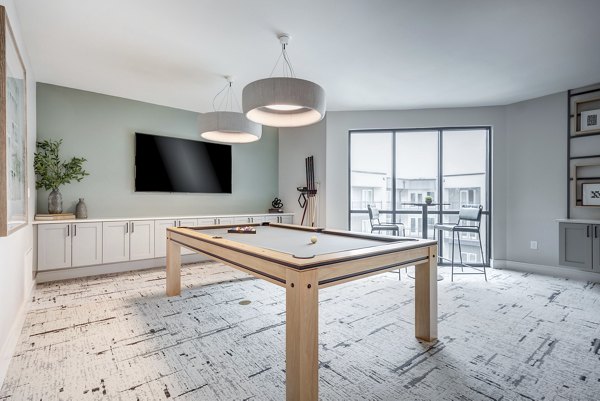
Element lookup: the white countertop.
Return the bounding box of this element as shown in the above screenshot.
[32,212,294,225]
[556,218,600,224]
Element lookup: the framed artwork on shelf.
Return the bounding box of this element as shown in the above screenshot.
[582,183,600,206]
[0,6,28,236]
[581,109,600,132]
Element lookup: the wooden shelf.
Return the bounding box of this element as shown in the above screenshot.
[568,86,600,218]
[572,128,600,137]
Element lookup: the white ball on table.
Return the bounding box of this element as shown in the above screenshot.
[310,236,318,244]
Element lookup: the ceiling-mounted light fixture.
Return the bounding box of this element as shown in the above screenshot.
[199,76,262,144]
[242,34,326,128]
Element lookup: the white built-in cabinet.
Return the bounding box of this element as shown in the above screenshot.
[103,220,155,263]
[38,222,102,271]
[102,221,129,263]
[72,223,102,267]
[264,215,293,224]
[155,219,198,257]
[129,220,155,260]
[37,213,294,272]
[38,223,71,270]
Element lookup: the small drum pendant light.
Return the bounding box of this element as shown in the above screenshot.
[199,77,262,143]
[242,34,326,128]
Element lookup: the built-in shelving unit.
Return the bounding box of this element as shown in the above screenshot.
[568,84,600,219]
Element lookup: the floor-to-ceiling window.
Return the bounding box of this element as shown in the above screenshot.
[349,127,491,266]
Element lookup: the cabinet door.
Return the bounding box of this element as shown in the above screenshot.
[559,223,593,270]
[197,218,217,226]
[593,225,600,271]
[233,216,251,224]
[216,217,234,225]
[38,224,71,271]
[103,221,130,263]
[72,222,102,267]
[154,219,176,258]
[177,219,197,255]
[237,216,264,224]
[130,220,155,260]
[263,215,280,223]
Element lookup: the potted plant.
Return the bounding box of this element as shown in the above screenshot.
[425,195,433,205]
[34,139,89,214]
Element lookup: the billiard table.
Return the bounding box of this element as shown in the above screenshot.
[166,222,438,401]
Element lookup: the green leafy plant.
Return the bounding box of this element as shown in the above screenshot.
[34,139,89,191]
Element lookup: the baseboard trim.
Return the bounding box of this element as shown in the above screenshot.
[0,278,36,389]
[492,259,600,282]
[36,254,208,283]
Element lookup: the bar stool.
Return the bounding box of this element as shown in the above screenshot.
[367,205,405,236]
[434,204,487,282]
[367,204,406,279]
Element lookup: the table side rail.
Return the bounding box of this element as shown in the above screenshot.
[169,231,287,287]
[317,246,431,286]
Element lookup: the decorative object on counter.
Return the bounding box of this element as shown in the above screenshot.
[269,197,284,213]
[582,183,600,206]
[75,198,88,219]
[34,139,89,214]
[581,109,600,132]
[35,213,76,221]
[0,6,28,237]
[425,195,433,205]
[48,190,62,214]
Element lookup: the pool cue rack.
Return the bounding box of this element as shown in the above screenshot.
[297,155,318,226]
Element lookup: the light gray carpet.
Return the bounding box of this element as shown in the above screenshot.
[1,263,599,400]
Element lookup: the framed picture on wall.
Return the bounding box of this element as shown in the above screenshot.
[581,109,600,132]
[0,6,28,237]
[582,183,600,206]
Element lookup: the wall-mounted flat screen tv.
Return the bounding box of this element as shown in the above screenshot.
[135,133,232,193]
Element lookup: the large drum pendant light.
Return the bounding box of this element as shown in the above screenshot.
[199,77,262,144]
[242,34,326,128]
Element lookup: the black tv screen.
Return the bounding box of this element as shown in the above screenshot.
[135,133,232,193]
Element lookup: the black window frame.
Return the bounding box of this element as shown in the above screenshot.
[348,126,492,266]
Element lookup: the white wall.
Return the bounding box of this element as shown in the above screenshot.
[0,0,36,387]
[278,119,326,226]
[278,93,575,269]
[505,92,567,266]
[36,84,280,218]
[325,107,508,260]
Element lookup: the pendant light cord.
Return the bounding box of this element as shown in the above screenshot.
[212,80,242,112]
[269,42,296,78]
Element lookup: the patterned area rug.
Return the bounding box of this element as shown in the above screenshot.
[1,263,599,400]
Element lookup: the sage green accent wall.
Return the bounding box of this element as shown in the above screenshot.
[36,83,279,218]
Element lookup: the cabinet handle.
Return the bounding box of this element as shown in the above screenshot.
[595,226,598,239]
[73,224,77,237]
[587,225,590,238]
[125,222,128,233]
[131,222,135,233]
[179,220,181,227]
[67,225,70,237]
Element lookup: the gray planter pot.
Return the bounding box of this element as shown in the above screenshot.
[48,189,63,214]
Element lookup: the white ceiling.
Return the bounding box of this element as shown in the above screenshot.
[15,0,600,112]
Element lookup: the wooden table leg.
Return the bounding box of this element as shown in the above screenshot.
[286,269,318,401]
[166,237,182,297]
[415,245,438,341]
